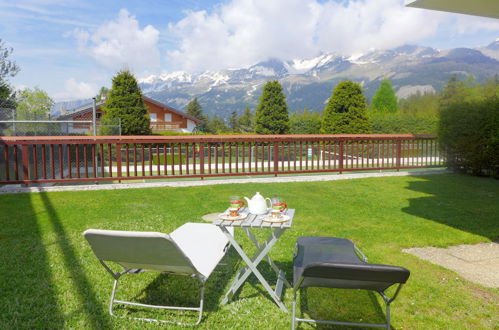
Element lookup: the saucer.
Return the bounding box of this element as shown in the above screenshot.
[261,214,290,223]
[218,212,248,221]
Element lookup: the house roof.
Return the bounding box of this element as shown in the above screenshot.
[406,0,499,19]
[143,96,203,124]
[57,101,104,120]
[57,96,204,124]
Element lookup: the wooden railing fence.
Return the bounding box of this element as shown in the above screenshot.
[0,134,442,185]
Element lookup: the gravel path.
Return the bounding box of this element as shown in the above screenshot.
[0,169,449,194]
[404,242,499,288]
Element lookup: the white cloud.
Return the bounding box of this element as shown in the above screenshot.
[69,9,160,74]
[65,28,89,51]
[53,78,98,101]
[453,15,499,34]
[166,0,499,72]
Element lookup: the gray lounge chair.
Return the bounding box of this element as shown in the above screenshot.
[292,236,410,329]
[83,223,233,325]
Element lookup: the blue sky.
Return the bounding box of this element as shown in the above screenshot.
[1,0,498,101]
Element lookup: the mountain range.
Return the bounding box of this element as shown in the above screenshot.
[56,40,499,118]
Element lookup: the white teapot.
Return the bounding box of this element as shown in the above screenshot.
[244,192,271,215]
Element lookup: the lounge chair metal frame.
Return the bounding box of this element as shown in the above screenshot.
[291,236,410,329]
[99,259,209,326]
[84,223,232,326]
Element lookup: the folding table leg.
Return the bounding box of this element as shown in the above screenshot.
[243,227,291,288]
[220,226,288,312]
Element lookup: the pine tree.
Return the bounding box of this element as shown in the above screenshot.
[371,78,398,114]
[439,75,481,108]
[237,107,254,133]
[320,80,370,134]
[228,111,239,131]
[254,80,290,134]
[185,98,206,121]
[290,108,322,134]
[185,97,206,131]
[101,70,151,135]
[206,115,227,134]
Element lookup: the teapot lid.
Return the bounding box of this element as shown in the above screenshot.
[252,192,264,199]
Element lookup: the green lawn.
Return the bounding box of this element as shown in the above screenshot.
[0,173,498,329]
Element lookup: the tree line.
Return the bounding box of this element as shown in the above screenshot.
[188,79,371,135]
[187,74,498,136]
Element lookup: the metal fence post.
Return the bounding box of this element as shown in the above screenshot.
[92,97,97,136]
[12,108,16,136]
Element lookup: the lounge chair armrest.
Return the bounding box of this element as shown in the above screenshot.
[302,262,410,284]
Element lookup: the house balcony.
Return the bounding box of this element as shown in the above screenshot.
[150,122,182,132]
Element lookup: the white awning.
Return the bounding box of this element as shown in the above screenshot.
[406,0,499,19]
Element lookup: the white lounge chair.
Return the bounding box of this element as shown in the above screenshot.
[83,222,233,325]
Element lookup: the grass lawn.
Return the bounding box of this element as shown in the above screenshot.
[0,173,498,329]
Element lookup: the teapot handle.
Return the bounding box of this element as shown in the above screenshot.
[265,198,272,210]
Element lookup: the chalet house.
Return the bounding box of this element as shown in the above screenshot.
[58,96,203,134]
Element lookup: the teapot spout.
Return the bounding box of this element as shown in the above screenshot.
[244,197,251,204]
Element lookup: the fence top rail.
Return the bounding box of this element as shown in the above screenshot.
[0,120,93,123]
[0,134,437,145]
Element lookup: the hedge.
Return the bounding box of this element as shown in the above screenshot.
[439,98,499,177]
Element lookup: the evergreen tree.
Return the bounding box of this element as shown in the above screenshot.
[371,78,398,114]
[206,115,227,134]
[0,83,15,111]
[320,80,370,134]
[290,108,322,134]
[439,74,460,107]
[398,91,439,118]
[237,107,254,133]
[101,70,151,135]
[483,74,499,99]
[254,80,290,134]
[228,111,239,131]
[185,97,206,131]
[439,75,481,108]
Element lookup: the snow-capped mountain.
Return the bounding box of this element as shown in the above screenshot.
[139,41,499,117]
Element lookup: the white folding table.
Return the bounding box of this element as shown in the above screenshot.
[214,208,295,312]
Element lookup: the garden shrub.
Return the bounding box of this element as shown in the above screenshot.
[439,98,499,177]
[370,113,438,134]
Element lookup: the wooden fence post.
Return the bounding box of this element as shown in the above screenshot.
[116,143,122,182]
[273,141,279,176]
[200,142,205,179]
[22,145,29,184]
[396,140,402,171]
[339,141,344,174]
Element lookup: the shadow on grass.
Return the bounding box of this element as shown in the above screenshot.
[38,192,111,329]
[108,248,235,323]
[297,287,388,330]
[0,193,64,328]
[225,256,294,305]
[402,175,499,241]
